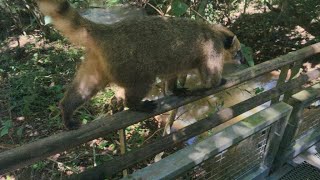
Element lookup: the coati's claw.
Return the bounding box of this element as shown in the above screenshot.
[172,88,191,96]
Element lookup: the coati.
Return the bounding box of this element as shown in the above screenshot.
[37,0,244,129]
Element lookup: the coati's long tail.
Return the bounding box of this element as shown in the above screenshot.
[37,0,91,46]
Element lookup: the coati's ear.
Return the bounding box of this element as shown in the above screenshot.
[224,35,237,49]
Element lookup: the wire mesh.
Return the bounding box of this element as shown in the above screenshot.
[295,107,320,139]
[280,162,320,180]
[177,127,271,180]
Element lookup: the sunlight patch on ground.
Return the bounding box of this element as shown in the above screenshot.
[286,26,316,45]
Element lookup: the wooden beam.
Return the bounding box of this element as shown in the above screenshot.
[0,42,319,174]
[69,70,320,180]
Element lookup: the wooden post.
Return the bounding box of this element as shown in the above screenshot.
[283,60,304,102]
[118,129,128,177]
[271,65,290,104]
[263,103,292,172]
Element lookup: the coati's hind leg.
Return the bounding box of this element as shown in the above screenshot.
[124,83,156,112]
[165,77,177,95]
[60,58,108,130]
[166,76,189,96]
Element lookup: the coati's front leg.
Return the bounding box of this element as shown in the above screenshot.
[60,58,108,130]
[124,83,157,112]
[199,54,225,89]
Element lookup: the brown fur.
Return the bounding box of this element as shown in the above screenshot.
[37,0,242,129]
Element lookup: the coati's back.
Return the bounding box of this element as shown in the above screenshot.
[37,0,242,85]
[37,0,239,73]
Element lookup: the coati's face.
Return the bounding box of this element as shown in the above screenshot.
[224,36,246,65]
[213,24,246,65]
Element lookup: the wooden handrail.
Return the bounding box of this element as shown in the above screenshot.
[69,69,320,180]
[0,42,319,174]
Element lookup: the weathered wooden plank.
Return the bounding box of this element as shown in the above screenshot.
[283,59,304,101]
[69,70,319,180]
[263,104,292,170]
[123,103,292,180]
[0,43,319,174]
[271,65,289,104]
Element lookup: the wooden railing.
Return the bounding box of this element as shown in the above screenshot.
[0,42,320,179]
[124,83,320,180]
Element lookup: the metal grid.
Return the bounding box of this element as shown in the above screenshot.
[295,107,320,139]
[280,162,320,180]
[177,127,270,180]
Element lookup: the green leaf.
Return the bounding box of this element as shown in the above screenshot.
[254,87,265,95]
[98,140,108,149]
[171,0,189,17]
[3,120,12,127]
[241,44,254,67]
[0,127,9,137]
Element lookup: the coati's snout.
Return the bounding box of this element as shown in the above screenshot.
[235,50,246,65]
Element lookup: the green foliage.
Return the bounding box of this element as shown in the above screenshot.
[0,0,45,38]
[0,119,12,137]
[203,0,240,24]
[170,0,189,16]
[254,87,264,95]
[31,161,48,171]
[69,0,90,8]
[241,44,254,67]
[105,0,122,7]
[4,48,81,117]
[97,140,109,150]
[0,39,84,134]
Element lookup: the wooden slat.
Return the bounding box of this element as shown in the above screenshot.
[271,65,289,104]
[283,60,304,101]
[0,43,319,174]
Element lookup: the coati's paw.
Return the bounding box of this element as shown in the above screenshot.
[106,96,125,114]
[64,120,81,130]
[219,78,227,86]
[140,100,157,112]
[172,88,191,96]
[130,100,157,113]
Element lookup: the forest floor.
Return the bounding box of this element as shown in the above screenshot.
[0,2,320,180]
